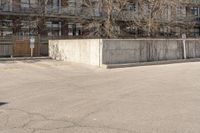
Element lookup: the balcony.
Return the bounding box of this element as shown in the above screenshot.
[0,5,12,12]
[0,3,43,15]
[0,3,121,19]
[20,4,42,13]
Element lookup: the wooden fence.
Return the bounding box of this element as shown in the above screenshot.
[0,36,48,57]
[0,36,13,57]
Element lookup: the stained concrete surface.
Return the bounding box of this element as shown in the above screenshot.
[49,39,200,66]
[0,59,200,133]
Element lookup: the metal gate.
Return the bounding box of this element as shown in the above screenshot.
[0,36,13,57]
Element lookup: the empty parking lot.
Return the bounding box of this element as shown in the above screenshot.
[0,59,200,133]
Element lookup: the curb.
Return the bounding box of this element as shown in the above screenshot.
[0,57,51,61]
[102,58,200,69]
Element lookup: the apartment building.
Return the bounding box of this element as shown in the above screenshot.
[0,0,83,37]
[119,0,200,37]
[0,0,200,38]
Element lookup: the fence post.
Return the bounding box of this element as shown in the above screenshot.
[38,34,41,56]
[30,36,35,57]
[11,35,15,58]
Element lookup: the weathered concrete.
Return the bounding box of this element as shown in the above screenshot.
[49,39,101,66]
[186,40,200,58]
[102,58,200,69]
[49,39,200,67]
[102,39,184,64]
[1,59,200,133]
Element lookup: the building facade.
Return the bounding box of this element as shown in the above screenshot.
[0,0,83,38]
[0,0,200,38]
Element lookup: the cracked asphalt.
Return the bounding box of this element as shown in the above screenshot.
[1,59,200,133]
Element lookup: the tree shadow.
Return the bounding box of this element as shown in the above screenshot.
[21,59,42,64]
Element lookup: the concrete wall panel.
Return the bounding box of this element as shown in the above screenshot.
[102,39,184,64]
[49,39,200,66]
[49,39,101,66]
[186,40,200,58]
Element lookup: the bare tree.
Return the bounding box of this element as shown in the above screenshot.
[7,0,200,38]
[81,0,128,38]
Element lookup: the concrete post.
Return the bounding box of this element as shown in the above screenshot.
[30,37,35,57]
[99,39,103,67]
[11,35,14,58]
[182,34,187,59]
[31,48,33,57]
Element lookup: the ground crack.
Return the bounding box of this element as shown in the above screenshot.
[1,108,135,133]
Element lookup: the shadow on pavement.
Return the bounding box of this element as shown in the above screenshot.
[0,102,8,107]
[0,57,51,64]
[21,59,42,63]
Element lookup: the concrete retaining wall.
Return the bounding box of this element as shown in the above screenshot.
[49,39,101,66]
[49,39,200,67]
[102,39,184,64]
[186,40,200,58]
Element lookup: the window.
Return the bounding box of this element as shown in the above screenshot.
[46,0,59,13]
[45,21,61,36]
[68,0,76,7]
[68,23,82,36]
[46,21,52,36]
[127,3,136,12]
[30,0,38,8]
[122,2,137,12]
[0,20,13,36]
[92,1,101,16]
[21,0,38,9]
[0,20,13,27]
[21,0,30,9]
[194,28,200,35]
[0,30,13,36]
[191,7,199,16]
[68,23,74,36]
[76,23,82,36]
[53,0,59,12]
[1,0,11,11]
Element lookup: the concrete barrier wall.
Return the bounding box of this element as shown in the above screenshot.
[186,40,200,58]
[49,39,101,66]
[102,39,184,64]
[49,39,200,66]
